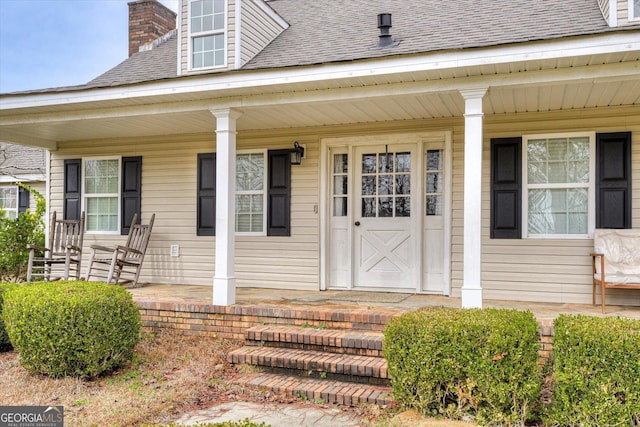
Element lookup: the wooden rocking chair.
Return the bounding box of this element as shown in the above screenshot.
[85,213,155,287]
[27,211,85,281]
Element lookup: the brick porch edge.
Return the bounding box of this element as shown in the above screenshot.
[135,300,555,365]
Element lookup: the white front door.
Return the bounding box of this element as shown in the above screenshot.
[353,144,419,289]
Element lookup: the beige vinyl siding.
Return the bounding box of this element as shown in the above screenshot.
[617,0,638,25]
[448,105,640,306]
[240,0,285,66]
[28,181,45,211]
[49,132,320,290]
[180,0,188,75]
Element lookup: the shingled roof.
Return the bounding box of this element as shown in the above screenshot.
[7,0,640,93]
[88,34,178,88]
[244,0,619,69]
[0,143,45,178]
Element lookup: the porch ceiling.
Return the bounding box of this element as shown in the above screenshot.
[0,49,639,148]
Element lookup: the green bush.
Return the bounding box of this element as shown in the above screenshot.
[384,307,541,425]
[0,183,45,281]
[2,281,141,378]
[0,282,19,350]
[546,314,640,426]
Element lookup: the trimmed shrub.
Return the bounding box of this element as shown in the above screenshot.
[384,307,541,425]
[546,314,640,426]
[0,282,19,350]
[2,281,141,378]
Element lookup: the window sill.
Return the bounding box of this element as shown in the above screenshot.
[525,234,593,240]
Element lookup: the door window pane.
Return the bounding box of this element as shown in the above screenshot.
[362,154,376,173]
[396,152,411,172]
[332,153,348,217]
[396,197,411,217]
[360,151,411,218]
[425,149,443,216]
[362,198,376,217]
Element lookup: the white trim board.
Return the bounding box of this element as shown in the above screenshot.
[1,32,638,111]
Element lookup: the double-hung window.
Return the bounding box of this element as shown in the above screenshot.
[236,152,266,235]
[523,133,595,238]
[630,0,640,21]
[83,158,120,233]
[0,186,18,219]
[190,0,226,69]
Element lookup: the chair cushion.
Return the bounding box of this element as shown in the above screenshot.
[594,272,640,284]
[593,229,640,276]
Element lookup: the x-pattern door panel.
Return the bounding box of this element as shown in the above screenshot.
[354,144,419,289]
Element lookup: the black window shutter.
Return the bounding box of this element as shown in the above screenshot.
[18,186,29,213]
[596,132,632,229]
[64,159,82,221]
[197,153,216,236]
[121,156,142,235]
[267,149,291,236]
[490,138,522,239]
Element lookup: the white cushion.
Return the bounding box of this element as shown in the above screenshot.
[593,229,640,276]
[594,272,640,284]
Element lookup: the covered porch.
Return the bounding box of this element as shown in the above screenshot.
[129,284,640,324]
[1,33,638,309]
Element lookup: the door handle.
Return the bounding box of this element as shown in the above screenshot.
[354,221,361,226]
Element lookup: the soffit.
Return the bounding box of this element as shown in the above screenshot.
[0,51,638,146]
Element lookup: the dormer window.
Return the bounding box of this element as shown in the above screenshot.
[630,0,640,21]
[189,0,226,69]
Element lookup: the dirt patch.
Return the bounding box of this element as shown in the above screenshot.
[0,331,479,426]
[0,331,248,426]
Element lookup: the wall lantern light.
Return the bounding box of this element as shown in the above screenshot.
[291,141,305,165]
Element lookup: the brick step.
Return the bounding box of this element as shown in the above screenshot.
[228,346,389,385]
[233,372,393,407]
[245,325,384,357]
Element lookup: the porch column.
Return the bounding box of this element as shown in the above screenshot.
[460,88,487,309]
[210,108,242,306]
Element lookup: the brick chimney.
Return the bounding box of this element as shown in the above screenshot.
[128,0,177,57]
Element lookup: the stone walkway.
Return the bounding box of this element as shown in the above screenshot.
[172,401,363,426]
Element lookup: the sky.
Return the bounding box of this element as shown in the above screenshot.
[0,0,178,93]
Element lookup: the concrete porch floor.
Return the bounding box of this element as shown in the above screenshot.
[128,284,640,321]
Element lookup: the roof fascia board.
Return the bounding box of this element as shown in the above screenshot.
[1,32,638,112]
[0,174,45,183]
[2,61,636,127]
[251,0,289,29]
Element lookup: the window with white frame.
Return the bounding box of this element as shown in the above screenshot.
[523,133,595,238]
[0,186,18,219]
[84,158,120,232]
[190,0,226,69]
[236,152,266,234]
[630,0,640,20]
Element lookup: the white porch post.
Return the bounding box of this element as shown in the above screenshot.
[460,88,487,309]
[210,108,242,306]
